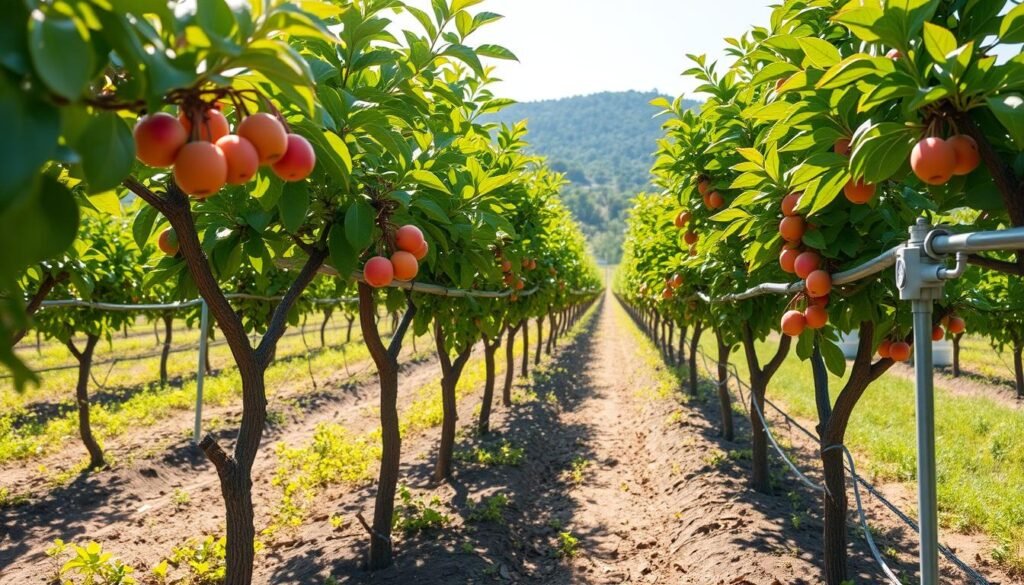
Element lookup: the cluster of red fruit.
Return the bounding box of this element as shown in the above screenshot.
[134,108,315,199]
[697,177,724,211]
[364,226,429,288]
[832,138,877,204]
[498,252,536,291]
[778,192,833,335]
[661,273,684,300]
[910,135,980,186]
[674,210,699,256]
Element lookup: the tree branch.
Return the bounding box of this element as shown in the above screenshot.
[740,322,763,378]
[198,434,235,475]
[952,109,1024,226]
[358,282,388,369]
[386,294,417,361]
[256,245,329,369]
[434,322,452,374]
[64,338,82,361]
[12,271,67,345]
[763,334,792,380]
[968,254,1024,276]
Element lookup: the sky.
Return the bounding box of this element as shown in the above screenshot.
[402,0,776,102]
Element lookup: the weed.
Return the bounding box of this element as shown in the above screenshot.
[46,539,136,584]
[165,535,227,585]
[467,493,509,524]
[172,488,190,508]
[393,485,450,534]
[569,456,589,484]
[455,440,525,467]
[555,531,579,558]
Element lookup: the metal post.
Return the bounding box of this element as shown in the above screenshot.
[912,299,939,584]
[193,299,210,445]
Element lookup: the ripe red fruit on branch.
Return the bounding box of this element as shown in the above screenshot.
[391,251,419,281]
[180,108,230,142]
[805,270,832,298]
[134,113,187,167]
[781,192,801,217]
[697,179,711,196]
[794,251,821,279]
[947,316,966,334]
[779,216,806,243]
[947,135,980,176]
[515,279,525,291]
[834,137,851,156]
[705,191,724,210]
[662,288,673,300]
[173,141,228,198]
[804,304,828,329]
[780,248,800,274]
[158,228,179,256]
[237,112,288,164]
[877,340,892,359]
[843,179,876,204]
[889,341,912,362]
[932,325,944,341]
[670,274,684,288]
[910,137,956,185]
[272,134,316,181]
[781,310,806,337]
[500,259,512,273]
[364,256,394,288]
[684,231,699,245]
[395,225,425,253]
[215,135,259,185]
[412,241,429,261]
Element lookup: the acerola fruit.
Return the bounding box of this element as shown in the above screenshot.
[706,191,724,210]
[805,304,828,329]
[158,227,179,256]
[134,113,187,167]
[237,112,288,164]
[271,134,316,181]
[697,179,711,196]
[805,270,832,298]
[684,231,699,245]
[499,259,512,273]
[180,108,230,142]
[364,256,394,288]
[515,279,525,291]
[947,316,966,334]
[662,288,674,300]
[413,240,429,261]
[877,340,892,358]
[794,251,821,279]
[780,248,800,274]
[671,274,684,288]
[689,244,698,257]
[910,137,957,185]
[781,310,806,337]
[932,325,944,341]
[779,215,806,243]
[173,141,228,198]
[844,179,876,204]
[215,135,259,185]
[947,135,980,176]
[834,137,851,156]
[395,225,425,253]
[889,341,912,362]
[781,192,801,217]
[503,273,514,286]
[391,251,419,281]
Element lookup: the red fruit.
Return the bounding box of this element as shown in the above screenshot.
[529,259,537,270]
[805,270,832,298]
[684,231,699,245]
[781,193,801,217]
[886,48,902,60]
[412,240,429,261]
[697,179,711,196]
[515,279,525,291]
[675,211,691,228]
[844,179,876,204]
[780,248,800,274]
[947,316,966,334]
[688,245,698,257]
[173,141,228,198]
[890,341,912,362]
[503,273,514,286]
[932,325,944,341]
[779,215,806,243]
[775,77,788,92]
[810,294,829,307]
[804,304,828,329]
[134,113,187,167]
[364,256,394,288]
[237,112,288,164]
[500,259,512,273]
[662,288,674,300]
[834,137,852,156]
[947,135,980,176]
[910,137,957,186]
[179,108,230,142]
[794,251,821,279]
[781,310,806,337]
[706,191,724,210]
[670,274,684,288]
[395,225,425,253]
[391,251,419,281]
[158,228,179,256]
[877,340,892,359]
[271,134,316,181]
[215,135,259,185]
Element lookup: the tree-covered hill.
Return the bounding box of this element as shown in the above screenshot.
[489,90,700,263]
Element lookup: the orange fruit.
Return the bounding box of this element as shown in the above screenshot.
[134,113,187,167]
[237,112,288,164]
[215,135,259,185]
[173,141,228,198]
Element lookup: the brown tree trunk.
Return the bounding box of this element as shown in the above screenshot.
[534,317,543,365]
[952,333,963,377]
[739,323,792,494]
[1015,342,1024,398]
[503,323,519,406]
[434,323,472,482]
[320,309,332,348]
[520,319,530,378]
[678,324,688,366]
[12,272,66,346]
[715,329,733,441]
[479,330,502,434]
[159,313,173,386]
[67,334,103,469]
[546,313,556,355]
[821,445,848,584]
[346,315,355,343]
[688,321,704,396]
[667,321,675,365]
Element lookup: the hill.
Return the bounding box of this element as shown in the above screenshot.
[488,90,700,263]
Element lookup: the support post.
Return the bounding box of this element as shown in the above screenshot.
[912,299,938,585]
[194,299,210,445]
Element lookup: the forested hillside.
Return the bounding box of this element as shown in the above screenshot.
[489,91,700,263]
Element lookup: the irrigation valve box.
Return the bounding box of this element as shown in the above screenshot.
[895,219,947,302]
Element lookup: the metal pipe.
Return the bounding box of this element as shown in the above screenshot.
[193,299,210,445]
[936,252,968,281]
[912,299,940,585]
[930,227,1024,255]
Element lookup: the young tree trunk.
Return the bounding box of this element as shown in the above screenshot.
[678,324,688,367]
[520,319,530,378]
[159,314,174,386]
[739,323,792,494]
[546,313,556,355]
[667,321,675,365]
[952,333,963,377]
[346,315,355,343]
[715,329,733,441]
[534,317,543,365]
[434,323,472,482]
[320,309,332,348]
[1015,342,1024,398]
[479,330,503,434]
[688,321,704,396]
[67,334,103,469]
[503,323,519,406]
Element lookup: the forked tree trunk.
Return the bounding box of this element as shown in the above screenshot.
[688,321,704,396]
[159,314,173,386]
[739,323,791,494]
[952,333,963,377]
[320,309,332,348]
[520,319,530,378]
[715,329,733,441]
[346,315,355,343]
[434,323,472,482]
[479,330,503,434]
[503,323,519,406]
[67,334,103,469]
[534,317,543,366]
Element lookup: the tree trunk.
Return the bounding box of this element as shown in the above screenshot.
[502,324,518,406]
[688,321,704,396]
[520,319,530,378]
[68,334,103,469]
[546,313,556,355]
[715,329,733,441]
[678,324,687,367]
[434,324,472,482]
[320,309,332,348]
[748,374,770,492]
[159,314,173,386]
[952,333,963,377]
[1015,343,1024,398]
[821,445,849,584]
[667,321,675,365]
[534,317,543,365]
[479,331,502,434]
[346,315,355,343]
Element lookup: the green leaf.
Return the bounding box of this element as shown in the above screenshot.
[817,54,885,90]
[476,44,518,61]
[849,121,918,183]
[328,223,357,278]
[132,205,158,250]
[922,22,956,65]
[819,337,847,377]
[278,182,309,233]
[0,74,59,206]
[75,112,135,193]
[196,0,237,40]
[28,10,95,100]
[987,94,1024,148]
[409,169,451,195]
[797,37,842,69]
[1000,3,1024,43]
[344,199,375,251]
[0,176,79,278]
[441,44,484,76]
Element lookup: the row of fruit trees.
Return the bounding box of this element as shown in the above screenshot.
[2,0,600,582]
[616,0,1024,583]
